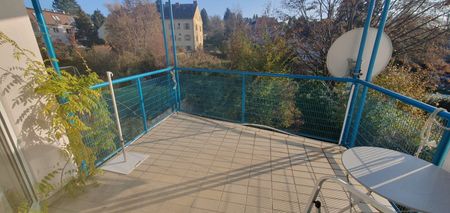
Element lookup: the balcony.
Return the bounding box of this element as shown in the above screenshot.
[47,68,447,212]
[51,113,391,213]
[2,0,448,212]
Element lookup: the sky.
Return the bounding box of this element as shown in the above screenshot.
[24,0,283,18]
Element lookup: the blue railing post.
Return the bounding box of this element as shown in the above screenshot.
[339,0,377,147]
[348,0,391,147]
[167,0,180,111]
[159,0,170,66]
[136,78,148,131]
[175,68,181,110]
[241,74,246,123]
[31,0,61,75]
[433,121,450,166]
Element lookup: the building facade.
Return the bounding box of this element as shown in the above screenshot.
[26,8,76,45]
[163,1,203,51]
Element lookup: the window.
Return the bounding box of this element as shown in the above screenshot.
[184,23,190,30]
[66,29,71,34]
[195,25,198,31]
[186,45,192,51]
[51,15,60,21]
[184,34,191,41]
[53,28,59,33]
[177,23,181,29]
[178,33,182,41]
[196,36,198,42]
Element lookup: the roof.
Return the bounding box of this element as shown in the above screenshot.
[163,2,197,20]
[26,8,75,26]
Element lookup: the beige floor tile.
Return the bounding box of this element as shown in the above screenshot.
[49,113,392,213]
[244,205,273,213]
[246,195,273,209]
[221,192,247,205]
[197,189,223,200]
[192,197,221,211]
[218,202,246,213]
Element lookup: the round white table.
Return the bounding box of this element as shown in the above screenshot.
[342,146,450,213]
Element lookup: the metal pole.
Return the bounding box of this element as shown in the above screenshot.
[31,0,61,75]
[168,0,178,67]
[338,0,377,146]
[338,84,355,145]
[136,78,148,131]
[433,121,450,166]
[167,0,180,110]
[241,74,246,123]
[348,0,391,147]
[160,0,170,66]
[107,72,127,161]
[304,176,395,213]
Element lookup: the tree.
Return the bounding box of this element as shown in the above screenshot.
[224,8,232,21]
[75,11,97,47]
[91,9,105,29]
[204,15,225,53]
[201,8,210,31]
[52,0,82,15]
[283,0,449,76]
[105,1,165,71]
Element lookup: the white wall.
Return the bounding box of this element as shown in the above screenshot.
[0,0,70,200]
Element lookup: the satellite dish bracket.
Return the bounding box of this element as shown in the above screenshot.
[352,71,363,79]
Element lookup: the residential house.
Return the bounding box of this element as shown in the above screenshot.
[26,8,76,45]
[162,1,203,51]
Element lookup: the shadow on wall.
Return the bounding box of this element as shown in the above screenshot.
[0,32,73,200]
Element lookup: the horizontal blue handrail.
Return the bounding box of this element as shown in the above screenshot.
[357,79,450,120]
[90,67,174,89]
[179,67,450,121]
[90,66,450,121]
[177,67,356,83]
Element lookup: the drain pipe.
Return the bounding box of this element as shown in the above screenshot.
[107,72,127,161]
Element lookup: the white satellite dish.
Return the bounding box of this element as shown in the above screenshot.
[326,27,393,79]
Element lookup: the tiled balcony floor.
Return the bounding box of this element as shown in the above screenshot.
[50,113,387,213]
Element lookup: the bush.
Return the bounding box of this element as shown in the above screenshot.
[178,51,226,69]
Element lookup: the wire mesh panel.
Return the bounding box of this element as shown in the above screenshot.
[179,71,242,122]
[82,93,119,165]
[141,72,176,128]
[294,80,349,141]
[178,70,350,143]
[85,81,146,165]
[84,71,177,165]
[109,81,146,142]
[349,87,447,162]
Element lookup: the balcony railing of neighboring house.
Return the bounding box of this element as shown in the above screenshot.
[86,67,450,167]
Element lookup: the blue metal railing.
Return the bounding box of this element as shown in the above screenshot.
[89,68,177,165]
[88,66,450,166]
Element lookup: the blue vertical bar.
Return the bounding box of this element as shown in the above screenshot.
[168,0,180,110]
[136,78,148,131]
[31,0,61,75]
[159,1,170,66]
[175,68,181,110]
[168,0,178,67]
[433,121,450,166]
[340,0,377,146]
[348,0,391,147]
[241,74,246,123]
